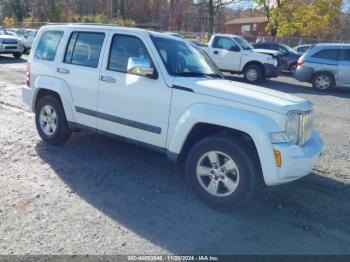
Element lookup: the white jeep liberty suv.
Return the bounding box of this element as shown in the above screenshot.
[22,24,324,209]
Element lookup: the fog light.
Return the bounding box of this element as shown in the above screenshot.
[274,150,282,167]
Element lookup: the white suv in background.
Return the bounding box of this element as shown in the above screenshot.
[0,26,24,58]
[22,24,324,209]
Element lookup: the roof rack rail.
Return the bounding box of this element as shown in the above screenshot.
[46,23,120,27]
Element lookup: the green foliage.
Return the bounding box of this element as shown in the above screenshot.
[267,0,341,38]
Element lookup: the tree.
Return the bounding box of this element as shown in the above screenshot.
[268,0,341,38]
[254,0,282,36]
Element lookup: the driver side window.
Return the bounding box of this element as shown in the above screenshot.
[213,37,238,51]
[108,34,151,73]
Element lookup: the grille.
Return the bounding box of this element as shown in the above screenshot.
[298,111,314,145]
[2,40,18,44]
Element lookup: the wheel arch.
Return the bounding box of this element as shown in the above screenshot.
[167,104,281,185]
[243,61,265,77]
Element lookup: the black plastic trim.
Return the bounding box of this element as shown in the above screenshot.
[172,85,194,93]
[75,106,161,134]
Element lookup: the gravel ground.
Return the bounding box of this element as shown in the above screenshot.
[0,54,350,255]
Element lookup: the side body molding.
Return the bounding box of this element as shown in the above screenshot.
[167,104,281,185]
[32,76,75,123]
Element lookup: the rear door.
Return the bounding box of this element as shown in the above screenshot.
[338,47,350,87]
[55,29,108,128]
[209,36,241,71]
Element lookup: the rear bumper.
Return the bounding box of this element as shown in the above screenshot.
[264,63,280,78]
[269,130,324,185]
[22,86,35,112]
[295,66,314,82]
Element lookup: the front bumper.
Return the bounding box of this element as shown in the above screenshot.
[270,130,324,185]
[264,63,280,78]
[22,86,35,112]
[0,44,24,54]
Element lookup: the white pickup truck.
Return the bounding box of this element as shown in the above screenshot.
[202,34,280,83]
[22,24,323,209]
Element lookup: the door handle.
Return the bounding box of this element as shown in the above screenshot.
[56,68,69,74]
[213,51,219,55]
[99,75,116,83]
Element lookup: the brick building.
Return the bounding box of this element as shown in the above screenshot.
[223,16,268,35]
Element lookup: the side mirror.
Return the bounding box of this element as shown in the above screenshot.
[127,57,155,78]
[230,46,240,52]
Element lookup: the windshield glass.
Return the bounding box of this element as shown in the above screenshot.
[0,28,8,35]
[234,36,253,50]
[282,44,298,55]
[151,35,222,78]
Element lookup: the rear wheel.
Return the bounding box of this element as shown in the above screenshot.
[35,95,71,145]
[243,64,263,83]
[312,72,335,91]
[13,52,22,59]
[185,134,262,209]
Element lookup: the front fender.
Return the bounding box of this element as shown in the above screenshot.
[33,76,75,122]
[167,104,281,185]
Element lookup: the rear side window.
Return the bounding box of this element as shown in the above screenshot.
[312,49,339,61]
[35,31,63,61]
[340,49,350,62]
[64,32,105,68]
[108,34,150,72]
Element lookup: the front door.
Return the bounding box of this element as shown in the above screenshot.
[210,36,241,71]
[97,33,172,148]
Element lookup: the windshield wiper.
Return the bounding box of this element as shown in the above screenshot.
[174,72,223,78]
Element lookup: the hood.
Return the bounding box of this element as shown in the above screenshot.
[173,77,312,114]
[254,48,282,56]
[0,35,21,41]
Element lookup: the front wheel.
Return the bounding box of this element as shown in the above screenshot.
[185,134,262,209]
[35,95,72,145]
[243,64,263,83]
[289,63,297,75]
[13,52,22,59]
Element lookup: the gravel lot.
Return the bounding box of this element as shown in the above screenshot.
[0,54,350,255]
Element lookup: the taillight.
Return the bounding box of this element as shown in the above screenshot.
[297,60,304,67]
[26,63,31,87]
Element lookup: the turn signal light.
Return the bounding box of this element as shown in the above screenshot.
[274,150,282,167]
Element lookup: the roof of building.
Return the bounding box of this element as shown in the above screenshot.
[224,16,268,26]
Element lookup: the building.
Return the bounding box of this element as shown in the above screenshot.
[223,16,268,36]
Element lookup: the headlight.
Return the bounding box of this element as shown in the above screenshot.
[285,111,314,145]
[286,112,300,144]
[265,57,277,66]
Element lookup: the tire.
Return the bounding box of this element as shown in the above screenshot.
[289,63,297,75]
[312,72,335,92]
[13,52,22,59]
[243,64,263,83]
[35,95,72,145]
[185,134,262,209]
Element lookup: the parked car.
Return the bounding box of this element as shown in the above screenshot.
[295,44,350,91]
[0,26,25,58]
[22,24,323,209]
[22,29,38,53]
[6,28,37,53]
[253,42,301,74]
[202,34,280,83]
[294,44,312,55]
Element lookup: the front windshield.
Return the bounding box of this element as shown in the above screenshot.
[234,36,253,50]
[282,44,298,55]
[0,28,7,35]
[151,35,222,78]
